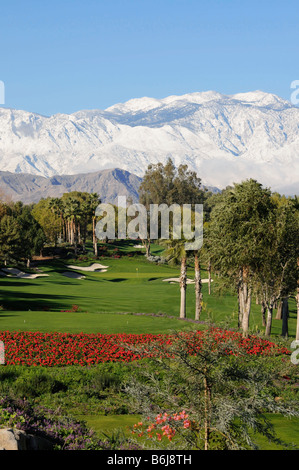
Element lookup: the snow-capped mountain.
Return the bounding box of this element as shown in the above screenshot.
[0,90,298,195]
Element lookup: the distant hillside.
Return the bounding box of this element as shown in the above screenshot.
[0,168,142,205]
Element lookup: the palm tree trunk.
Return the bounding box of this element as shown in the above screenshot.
[180,257,187,319]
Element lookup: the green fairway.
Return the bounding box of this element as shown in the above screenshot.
[79,413,299,450]
[0,252,297,337]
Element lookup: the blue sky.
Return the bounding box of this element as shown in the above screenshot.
[0,0,298,116]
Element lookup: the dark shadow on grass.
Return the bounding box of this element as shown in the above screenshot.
[0,314,19,318]
[0,281,40,288]
[0,291,73,312]
[107,278,127,283]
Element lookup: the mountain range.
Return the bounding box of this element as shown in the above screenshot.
[0,168,142,205]
[0,90,298,197]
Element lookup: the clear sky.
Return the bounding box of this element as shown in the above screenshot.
[0,0,298,116]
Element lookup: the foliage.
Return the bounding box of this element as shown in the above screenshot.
[0,395,139,450]
[125,327,299,450]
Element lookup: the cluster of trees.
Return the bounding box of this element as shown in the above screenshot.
[139,159,299,340]
[0,191,101,267]
[32,192,100,255]
[206,181,299,338]
[0,201,45,268]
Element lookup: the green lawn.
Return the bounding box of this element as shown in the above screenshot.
[0,250,297,338]
[79,413,299,450]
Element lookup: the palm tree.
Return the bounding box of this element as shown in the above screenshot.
[48,197,64,245]
[164,239,188,319]
[89,193,101,256]
[63,197,80,254]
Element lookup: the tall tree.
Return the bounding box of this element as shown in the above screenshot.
[253,199,299,337]
[163,239,188,319]
[207,179,275,337]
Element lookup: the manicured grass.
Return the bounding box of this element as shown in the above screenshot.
[0,250,297,338]
[78,414,141,437]
[79,413,299,450]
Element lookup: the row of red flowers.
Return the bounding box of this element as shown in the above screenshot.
[0,329,290,367]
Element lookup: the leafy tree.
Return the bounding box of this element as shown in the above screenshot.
[15,206,45,266]
[139,158,205,256]
[32,198,61,245]
[206,179,275,337]
[253,198,299,337]
[0,215,22,266]
[126,327,298,450]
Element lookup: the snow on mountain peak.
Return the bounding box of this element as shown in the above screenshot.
[0,90,298,195]
[230,90,291,110]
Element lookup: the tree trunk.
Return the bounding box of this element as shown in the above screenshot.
[92,217,97,256]
[208,260,212,295]
[241,282,251,338]
[194,251,203,321]
[27,258,30,269]
[265,302,274,337]
[180,257,187,319]
[275,301,282,320]
[203,373,211,451]
[296,275,299,341]
[281,297,289,338]
[261,301,267,327]
[239,267,251,337]
[142,239,151,258]
[237,268,243,329]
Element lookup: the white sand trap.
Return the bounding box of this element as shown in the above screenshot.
[62,271,85,280]
[134,245,145,249]
[66,263,109,272]
[1,268,49,279]
[163,278,213,284]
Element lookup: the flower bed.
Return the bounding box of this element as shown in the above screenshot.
[0,329,290,367]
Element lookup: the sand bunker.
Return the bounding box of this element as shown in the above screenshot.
[163,278,213,284]
[66,263,109,272]
[62,271,86,280]
[1,268,49,279]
